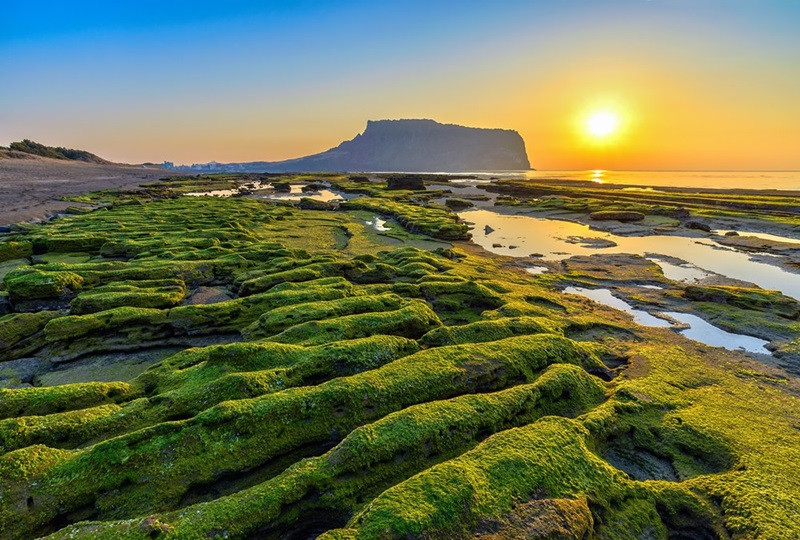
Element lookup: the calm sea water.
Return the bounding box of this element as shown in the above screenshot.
[463,170,800,191]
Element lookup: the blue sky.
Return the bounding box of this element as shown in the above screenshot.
[2,1,799,168]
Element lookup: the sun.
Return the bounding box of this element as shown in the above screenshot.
[586,111,620,138]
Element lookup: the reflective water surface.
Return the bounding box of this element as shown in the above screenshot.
[662,312,772,355]
[564,287,672,327]
[461,210,800,299]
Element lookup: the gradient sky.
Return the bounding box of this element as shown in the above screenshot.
[2,0,799,169]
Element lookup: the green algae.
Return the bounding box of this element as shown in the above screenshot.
[70,279,187,314]
[0,177,797,539]
[4,268,84,301]
[0,241,32,263]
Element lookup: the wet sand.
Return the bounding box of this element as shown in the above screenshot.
[0,156,187,226]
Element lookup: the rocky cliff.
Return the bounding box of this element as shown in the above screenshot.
[180,119,531,173]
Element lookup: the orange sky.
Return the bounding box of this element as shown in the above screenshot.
[2,1,799,169]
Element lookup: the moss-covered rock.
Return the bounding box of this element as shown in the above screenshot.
[4,269,84,300]
[0,241,32,263]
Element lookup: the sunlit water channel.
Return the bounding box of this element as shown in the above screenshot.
[461,209,800,300]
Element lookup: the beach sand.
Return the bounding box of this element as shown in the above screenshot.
[0,155,186,226]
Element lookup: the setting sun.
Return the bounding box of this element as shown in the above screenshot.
[586,111,620,138]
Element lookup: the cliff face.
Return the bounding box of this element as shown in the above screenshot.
[271,119,530,172]
[186,120,530,173]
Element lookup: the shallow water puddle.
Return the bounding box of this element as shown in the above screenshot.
[461,209,800,299]
[563,287,773,354]
[646,257,712,283]
[259,187,352,202]
[662,312,772,355]
[563,287,672,327]
[525,266,549,275]
[186,180,270,197]
[715,230,800,245]
[365,216,391,231]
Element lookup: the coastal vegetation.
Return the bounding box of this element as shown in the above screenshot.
[0,174,798,539]
[6,140,110,164]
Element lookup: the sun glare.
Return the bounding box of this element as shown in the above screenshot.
[586,111,619,138]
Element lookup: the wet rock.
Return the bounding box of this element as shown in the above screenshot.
[0,356,51,387]
[484,225,495,235]
[387,176,425,191]
[474,498,593,540]
[272,182,292,192]
[0,292,11,315]
[665,207,691,219]
[563,236,618,249]
[725,231,740,236]
[685,220,712,232]
[184,287,233,305]
[298,198,337,211]
[301,183,326,192]
[588,211,645,223]
[445,198,474,210]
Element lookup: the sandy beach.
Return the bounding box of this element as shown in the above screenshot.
[0,156,185,226]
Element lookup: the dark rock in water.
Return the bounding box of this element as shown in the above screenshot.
[178,119,531,173]
[484,225,495,235]
[301,183,326,192]
[589,211,645,223]
[386,176,426,190]
[725,231,740,236]
[445,198,474,210]
[666,207,691,219]
[185,286,233,305]
[685,220,712,232]
[272,182,292,193]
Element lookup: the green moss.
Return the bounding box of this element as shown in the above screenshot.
[420,316,561,346]
[685,285,800,319]
[343,197,470,240]
[2,335,594,536]
[0,311,62,361]
[0,382,140,419]
[266,301,442,345]
[0,241,32,263]
[45,364,605,539]
[44,306,168,342]
[70,279,187,314]
[0,180,797,539]
[243,293,408,338]
[4,268,84,300]
[238,260,367,296]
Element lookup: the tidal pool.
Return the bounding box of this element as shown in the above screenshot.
[258,185,357,202]
[365,216,391,231]
[563,287,773,355]
[525,266,549,275]
[564,287,672,327]
[714,230,800,245]
[662,312,772,355]
[186,180,270,197]
[461,209,800,299]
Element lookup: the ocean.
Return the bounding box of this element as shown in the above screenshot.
[462,170,800,191]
